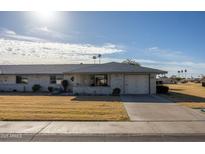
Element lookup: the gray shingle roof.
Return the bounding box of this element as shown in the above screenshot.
[0,62,167,75]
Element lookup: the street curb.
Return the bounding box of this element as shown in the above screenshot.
[1,133,205,142]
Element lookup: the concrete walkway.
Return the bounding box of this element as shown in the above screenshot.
[0,95,205,141]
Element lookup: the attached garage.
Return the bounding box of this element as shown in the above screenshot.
[124,75,150,94]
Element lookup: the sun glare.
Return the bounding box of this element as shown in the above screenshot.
[34,11,56,23]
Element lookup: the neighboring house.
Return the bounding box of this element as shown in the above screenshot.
[0,62,167,95]
[157,76,177,84]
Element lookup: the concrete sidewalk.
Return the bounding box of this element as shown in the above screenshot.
[0,121,205,141]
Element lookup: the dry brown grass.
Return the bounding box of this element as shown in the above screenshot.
[0,95,129,121]
[166,83,205,98]
[162,83,205,109]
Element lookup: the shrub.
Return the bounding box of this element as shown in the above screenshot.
[32,84,41,92]
[51,87,62,95]
[156,81,163,85]
[61,80,69,92]
[48,86,54,92]
[112,88,121,96]
[156,85,169,94]
[202,82,205,87]
[181,80,188,84]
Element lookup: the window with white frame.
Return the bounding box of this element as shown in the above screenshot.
[50,76,56,84]
[56,76,63,84]
[50,75,63,84]
[91,74,108,86]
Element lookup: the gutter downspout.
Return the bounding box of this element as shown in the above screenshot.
[148,73,151,95]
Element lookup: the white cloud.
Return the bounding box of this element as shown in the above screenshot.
[102,56,205,77]
[135,59,205,77]
[0,28,16,35]
[148,46,158,50]
[0,38,123,64]
[139,46,205,76]
[146,46,187,60]
[28,26,70,40]
[0,27,45,42]
[37,26,50,32]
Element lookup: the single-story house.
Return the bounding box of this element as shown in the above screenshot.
[0,62,167,95]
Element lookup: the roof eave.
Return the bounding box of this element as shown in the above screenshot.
[64,71,168,74]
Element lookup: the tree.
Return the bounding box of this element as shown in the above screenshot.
[61,80,69,92]
[181,70,184,78]
[98,54,102,64]
[92,56,97,64]
[184,69,187,78]
[122,59,140,66]
[178,70,180,77]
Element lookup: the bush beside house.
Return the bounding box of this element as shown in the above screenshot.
[156,85,169,94]
[32,84,41,92]
[61,80,69,92]
[112,88,121,96]
[48,86,54,92]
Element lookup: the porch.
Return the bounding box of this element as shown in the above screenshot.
[73,86,112,95]
[70,74,112,95]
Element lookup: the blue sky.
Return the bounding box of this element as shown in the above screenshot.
[0,12,205,77]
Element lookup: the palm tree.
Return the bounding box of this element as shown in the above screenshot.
[181,70,184,78]
[92,56,97,64]
[178,70,180,77]
[184,69,187,78]
[98,54,102,64]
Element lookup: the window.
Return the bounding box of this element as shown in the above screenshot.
[50,76,56,84]
[94,74,108,86]
[56,76,63,84]
[50,75,63,84]
[16,76,28,84]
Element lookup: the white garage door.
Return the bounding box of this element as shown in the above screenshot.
[125,75,149,94]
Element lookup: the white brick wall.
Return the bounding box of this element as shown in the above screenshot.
[73,86,112,95]
[110,73,124,93]
[0,74,62,92]
[0,75,16,84]
[150,74,156,94]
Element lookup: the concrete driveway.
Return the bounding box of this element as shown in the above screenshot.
[122,95,205,121]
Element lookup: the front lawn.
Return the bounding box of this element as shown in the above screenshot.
[161,83,205,109]
[0,95,129,121]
